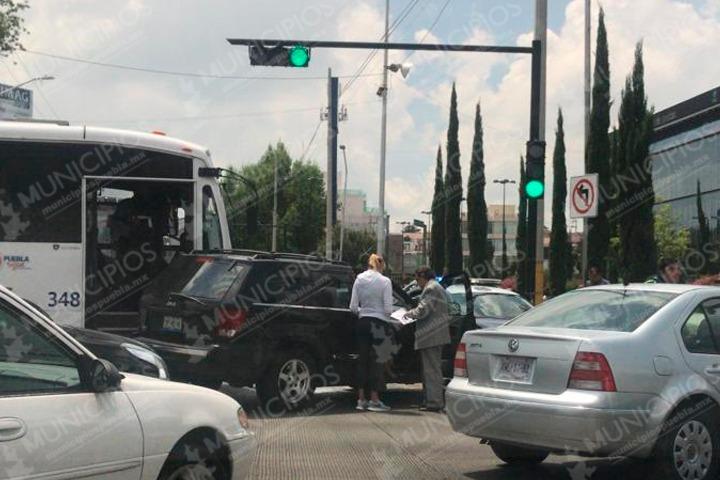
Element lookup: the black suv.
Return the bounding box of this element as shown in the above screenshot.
[137,250,474,408]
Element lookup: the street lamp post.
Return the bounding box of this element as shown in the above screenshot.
[396,221,409,282]
[421,210,432,267]
[494,178,516,272]
[0,75,55,97]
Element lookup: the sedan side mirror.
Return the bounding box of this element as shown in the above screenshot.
[86,358,124,393]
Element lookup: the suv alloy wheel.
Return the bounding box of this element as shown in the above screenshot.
[257,349,317,411]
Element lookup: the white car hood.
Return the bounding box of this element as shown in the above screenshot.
[120,372,213,393]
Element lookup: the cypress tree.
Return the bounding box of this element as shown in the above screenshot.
[615,43,656,281]
[445,83,463,275]
[587,8,612,271]
[516,156,528,293]
[550,109,571,295]
[467,102,490,277]
[696,179,711,274]
[430,146,446,273]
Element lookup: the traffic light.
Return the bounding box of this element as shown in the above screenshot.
[525,140,546,199]
[249,44,311,67]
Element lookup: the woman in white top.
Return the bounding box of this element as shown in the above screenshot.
[349,254,393,412]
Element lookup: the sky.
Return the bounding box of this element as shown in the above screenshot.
[4,0,720,233]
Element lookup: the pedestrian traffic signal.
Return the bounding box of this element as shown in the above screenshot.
[249,43,311,67]
[525,140,546,199]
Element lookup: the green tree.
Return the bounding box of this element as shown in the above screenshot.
[549,109,572,295]
[467,102,490,277]
[223,142,325,253]
[444,83,463,275]
[0,0,27,56]
[333,226,376,271]
[516,156,528,292]
[430,146,446,274]
[586,8,612,270]
[614,43,656,281]
[654,204,690,261]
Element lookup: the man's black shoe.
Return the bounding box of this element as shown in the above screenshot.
[419,406,444,412]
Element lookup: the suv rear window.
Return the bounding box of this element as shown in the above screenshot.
[508,289,676,332]
[182,260,247,300]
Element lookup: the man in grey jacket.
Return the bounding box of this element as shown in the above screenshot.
[405,266,450,411]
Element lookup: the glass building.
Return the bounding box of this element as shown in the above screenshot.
[650,86,720,248]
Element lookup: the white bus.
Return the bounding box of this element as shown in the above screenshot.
[0,121,231,331]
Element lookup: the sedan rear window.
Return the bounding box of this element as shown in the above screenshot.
[508,289,677,332]
[474,294,531,319]
[182,260,247,300]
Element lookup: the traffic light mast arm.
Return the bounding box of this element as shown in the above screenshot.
[228,38,534,54]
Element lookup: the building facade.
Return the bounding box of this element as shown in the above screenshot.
[649,86,720,262]
[461,204,518,268]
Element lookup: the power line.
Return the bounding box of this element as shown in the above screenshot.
[72,100,374,124]
[21,49,382,81]
[341,0,422,97]
[403,0,451,62]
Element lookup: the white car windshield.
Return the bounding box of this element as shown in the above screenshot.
[507,289,677,332]
[474,294,531,319]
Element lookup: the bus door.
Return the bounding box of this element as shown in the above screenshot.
[83,176,195,332]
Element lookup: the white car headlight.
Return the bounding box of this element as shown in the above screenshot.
[122,343,169,380]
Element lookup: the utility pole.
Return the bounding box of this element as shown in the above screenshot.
[582,0,591,282]
[494,179,516,272]
[272,152,278,251]
[325,69,339,259]
[532,0,547,304]
[377,0,390,257]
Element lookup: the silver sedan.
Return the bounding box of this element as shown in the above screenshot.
[446,284,720,480]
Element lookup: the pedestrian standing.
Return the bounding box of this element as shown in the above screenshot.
[405,266,450,412]
[349,254,393,412]
[586,263,610,286]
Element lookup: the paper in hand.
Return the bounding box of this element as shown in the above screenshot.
[391,308,415,325]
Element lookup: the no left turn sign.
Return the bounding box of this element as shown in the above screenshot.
[569,174,599,219]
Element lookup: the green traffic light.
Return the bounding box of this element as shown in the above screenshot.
[525,180,544,199]
[288,45,310,67]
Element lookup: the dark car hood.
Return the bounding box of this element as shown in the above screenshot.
[62,326,154,352]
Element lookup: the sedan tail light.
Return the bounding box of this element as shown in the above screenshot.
[454,343,467,378]
[568,351,616,392]
[215,307,247,338]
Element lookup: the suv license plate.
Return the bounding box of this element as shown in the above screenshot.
[494,355,535,383]
[162,316,183,332]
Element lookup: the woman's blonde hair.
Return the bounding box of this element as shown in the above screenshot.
[368,253,385,271]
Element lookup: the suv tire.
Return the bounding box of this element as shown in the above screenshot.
[490,442,549,465]
[655,400,720,480]
[257,349,316,411]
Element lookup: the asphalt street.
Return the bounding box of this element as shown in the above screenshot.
[223,384,653,480]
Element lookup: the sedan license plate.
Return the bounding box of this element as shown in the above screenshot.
[162,316,183,333]
[494,355,535,383]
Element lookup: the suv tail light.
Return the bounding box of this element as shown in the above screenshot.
[215,307,247,338]
[454,343,467,378]
[568,351,616,392]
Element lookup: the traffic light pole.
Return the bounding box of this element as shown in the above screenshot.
[533,0,547,304]
[230,34,545,290]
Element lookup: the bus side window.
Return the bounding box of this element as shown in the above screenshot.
[202,186,222,251]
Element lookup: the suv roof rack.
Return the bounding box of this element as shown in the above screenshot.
[192,249,347,265]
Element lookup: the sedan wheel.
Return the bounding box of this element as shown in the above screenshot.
[167,464,216,480]
[673,420,713,479]
[657,402,720,480]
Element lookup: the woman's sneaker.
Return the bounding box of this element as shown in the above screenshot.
[367,400,391,412]
[356,400,369,411]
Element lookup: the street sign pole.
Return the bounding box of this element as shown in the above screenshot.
[583,0,591,283]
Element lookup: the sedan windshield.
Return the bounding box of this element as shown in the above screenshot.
[474,294,531,319]
[507,289,677,332]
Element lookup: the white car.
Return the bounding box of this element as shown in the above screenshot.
[446,285,532,329]
[0,285,255,480]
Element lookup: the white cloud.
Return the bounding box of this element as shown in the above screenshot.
[5,0,720,235]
